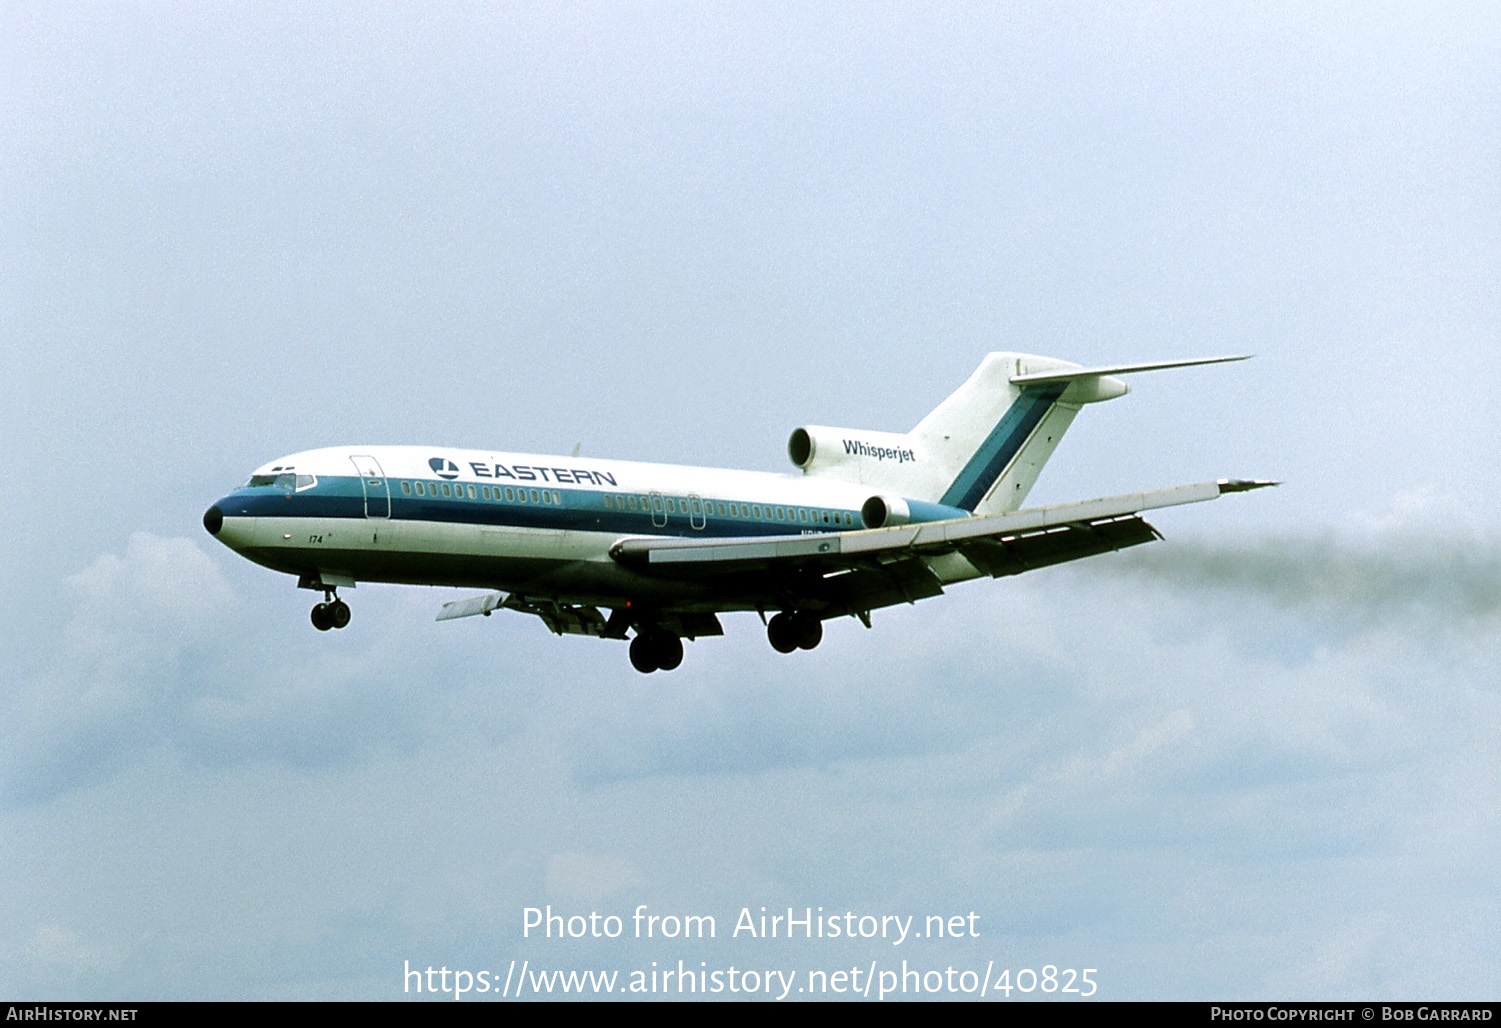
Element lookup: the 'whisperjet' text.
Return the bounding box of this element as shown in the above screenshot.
[843,439,916,464]
[467,462,617,486]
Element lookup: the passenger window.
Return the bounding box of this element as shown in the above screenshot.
[529,489,539,503]
[627,495,638,511]
[505,487,515,502]
[401,481,412,496]
[717,502,727,516]
[467,485,476,499]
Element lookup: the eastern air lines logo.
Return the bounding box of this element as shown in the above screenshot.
[429,457,461,480]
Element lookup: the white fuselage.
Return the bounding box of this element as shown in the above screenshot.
[205,444,977,613]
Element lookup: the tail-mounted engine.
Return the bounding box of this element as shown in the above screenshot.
[859,493,970,529]
[860,494,909,529]
[788,425,917,476]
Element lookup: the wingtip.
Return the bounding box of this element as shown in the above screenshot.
[1217,478,1279,493]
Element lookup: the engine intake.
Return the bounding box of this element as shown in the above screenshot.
[861,494,911,529]
[788,427,815,469]
[787,425,917,474]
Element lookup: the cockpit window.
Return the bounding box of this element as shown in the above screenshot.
[245,473,309,490]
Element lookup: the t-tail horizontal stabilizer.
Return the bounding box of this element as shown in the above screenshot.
[1009,354,1251,385]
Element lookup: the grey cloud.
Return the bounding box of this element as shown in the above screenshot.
[1094,534,1501,628]
[1,535,487,808]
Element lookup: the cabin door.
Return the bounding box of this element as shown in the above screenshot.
[349,455,391,518]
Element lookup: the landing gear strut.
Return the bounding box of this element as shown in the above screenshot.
[768,611,822,653]
[310,590,351,631]
[629,629,684,673]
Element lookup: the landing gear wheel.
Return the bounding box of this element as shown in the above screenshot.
[794,613,823,650]
[767,612,799,653]
[329,599,351,629]
[629,631,685,673]
[630,634,660,674]
[655,633,684,671]
[311,603,334,631]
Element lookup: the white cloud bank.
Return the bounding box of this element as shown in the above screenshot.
[2,531,1496,998]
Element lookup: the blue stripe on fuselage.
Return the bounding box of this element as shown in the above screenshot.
[215,477,863,540]
[938,384,1066,511]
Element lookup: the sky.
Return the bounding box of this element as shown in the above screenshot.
[3,0,1499,1001]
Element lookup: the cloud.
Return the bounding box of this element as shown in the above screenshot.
[544,852,644,905]
[0,534,466,807]
[22,923,123,990]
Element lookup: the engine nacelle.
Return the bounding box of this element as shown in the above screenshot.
[788,425,917,474]
[860,494,911,529]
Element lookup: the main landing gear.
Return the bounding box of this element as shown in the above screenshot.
[767,611,822,653]
[310,590,351,632]
[629,629,684,674]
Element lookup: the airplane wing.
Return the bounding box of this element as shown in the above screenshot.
[436,591,608,634]
[608,479,1276,617]
[437,590,723,639]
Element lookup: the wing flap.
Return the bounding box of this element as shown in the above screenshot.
[436,592,506,620]
[437,591,723,639]
[436,591,608,636]
[955,514,1161,578]
[814,556,945,612]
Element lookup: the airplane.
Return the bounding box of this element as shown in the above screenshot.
[203,351,1272,673]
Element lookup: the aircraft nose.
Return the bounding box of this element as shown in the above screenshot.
[203,505,223,536]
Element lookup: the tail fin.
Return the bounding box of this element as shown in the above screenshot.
[911,353,1087,514]
[791,352,1247,514]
